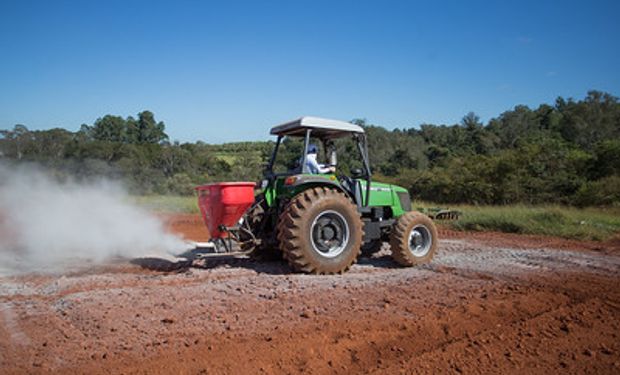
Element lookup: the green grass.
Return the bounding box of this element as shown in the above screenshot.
[132,195,200,214]
[131,195,620,241]
[416,202,620,241]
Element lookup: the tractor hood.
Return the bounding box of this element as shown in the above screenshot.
[360,181,411,216]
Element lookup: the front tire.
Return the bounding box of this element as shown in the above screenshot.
[277,187,363,274]
[389,212,438,266]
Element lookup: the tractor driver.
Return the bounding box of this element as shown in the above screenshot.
[305,144,336,174]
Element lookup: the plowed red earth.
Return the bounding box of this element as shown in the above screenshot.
[1,214,619,374]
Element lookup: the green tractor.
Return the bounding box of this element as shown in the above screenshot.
[196,116,438,274]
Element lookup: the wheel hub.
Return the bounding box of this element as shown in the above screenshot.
[311,210,350,258]
[321,226,335,241]
[411,231,423,246]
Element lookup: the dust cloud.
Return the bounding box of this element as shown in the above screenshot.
[0,164,191,276]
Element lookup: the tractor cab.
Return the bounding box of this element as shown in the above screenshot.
[263,116,372,208]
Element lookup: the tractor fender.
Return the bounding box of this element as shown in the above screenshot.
[289,175,351,199]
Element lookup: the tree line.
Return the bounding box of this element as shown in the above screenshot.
[1,91,619,206]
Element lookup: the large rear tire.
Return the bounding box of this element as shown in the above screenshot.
[389,212,438,266]
[277,187,363,274]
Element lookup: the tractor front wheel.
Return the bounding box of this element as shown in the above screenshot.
[389,212,438,266]
[277,187,362,274]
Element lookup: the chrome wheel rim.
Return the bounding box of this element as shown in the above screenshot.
[408,224,432,257]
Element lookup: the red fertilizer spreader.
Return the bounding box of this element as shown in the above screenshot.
[193,182,257,253]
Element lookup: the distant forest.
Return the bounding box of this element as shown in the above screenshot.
[1,91,619,206]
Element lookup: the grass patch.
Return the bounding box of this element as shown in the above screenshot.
[417,203,620,241]
[132,195,199,214]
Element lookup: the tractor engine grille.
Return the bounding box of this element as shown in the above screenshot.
[397,192,412,212]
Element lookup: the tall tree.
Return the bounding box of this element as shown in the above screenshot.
[126,111,168,144]
[555,91,620,150]
[461,112,495,154]
[0,124,31,160]
[91,115,126,142]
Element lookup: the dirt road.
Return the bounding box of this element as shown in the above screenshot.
[1,214,619,374]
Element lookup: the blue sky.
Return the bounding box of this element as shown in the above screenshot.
[1,0,619,143]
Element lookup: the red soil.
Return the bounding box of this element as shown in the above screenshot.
[1,214,619,374]
[162,213,211,242]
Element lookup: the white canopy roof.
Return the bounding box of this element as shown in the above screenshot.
[270,116,364,138]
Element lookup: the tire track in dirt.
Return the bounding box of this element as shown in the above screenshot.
[0,302,31,346]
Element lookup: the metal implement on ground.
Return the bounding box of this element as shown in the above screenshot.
[193,116,440,274]
[417,207,461,221]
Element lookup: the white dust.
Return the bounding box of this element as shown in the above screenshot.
[0,164,191,276]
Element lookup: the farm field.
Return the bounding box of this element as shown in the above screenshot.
[2,1,619,374]
[1,214,619,374]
